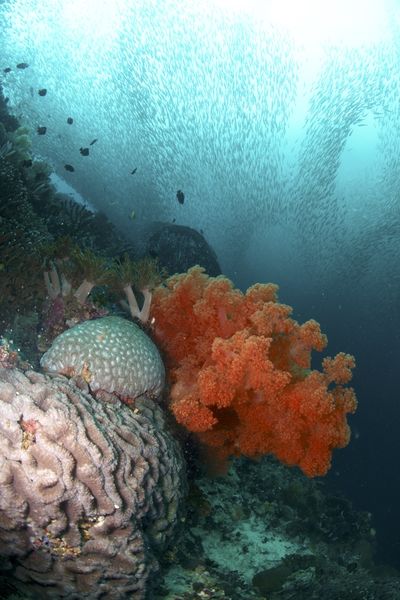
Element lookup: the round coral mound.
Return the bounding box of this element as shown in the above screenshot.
[0,367,185,599]
[40,316,165,401]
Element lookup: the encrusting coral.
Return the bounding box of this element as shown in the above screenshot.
[150,266,357,477]
[0,367,186,599]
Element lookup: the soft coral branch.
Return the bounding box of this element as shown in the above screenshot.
[73,278,95,305]
[151,266,357,477]
[123,284,152,324]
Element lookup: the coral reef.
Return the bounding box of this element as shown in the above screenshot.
[40,316,165,402]
[0,86,135,337]
[154,457,400,600]
[39,257,109,352]
[39,246,164,351]
[107,254,164,324]
[37,238,115,347]
[0,367,186,599]
[48,195,97,246]
[0,159,50,324]
[44,195,135,258]
[0,85,18,132]
[7,126,32,166]
[150,266,357,477]
[0,338,21,369]
[69,247,110,304]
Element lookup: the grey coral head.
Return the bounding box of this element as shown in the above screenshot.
[40,315,165,401]
[0,367,186,598]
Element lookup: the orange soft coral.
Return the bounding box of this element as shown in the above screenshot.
[151,266,357,477]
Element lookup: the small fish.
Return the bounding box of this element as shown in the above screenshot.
[37,126,47,135]
[89,138,98,145]
[130,209,136,221]
[3,67,11,73]
[38,88,47,96]
[176,189,185,205]
[80,147,89,156]
[172,218,176,223]
[16,62,29,69]
[67,117,73,125]
[130,167,137,175]
[22,159,33,168]
[64,164,75,172]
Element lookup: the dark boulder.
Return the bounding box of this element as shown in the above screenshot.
[146,223,221,276]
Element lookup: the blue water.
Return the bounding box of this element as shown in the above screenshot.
[0,0,399,571]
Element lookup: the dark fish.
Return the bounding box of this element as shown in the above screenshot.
[16,62,29,69]
[67,117,73,124]
[22,159,33,168]
[172,218,176,223]
[37,126,47,135]
[38,88,47,96]
[80,147,89,156]
[89,138,98,145]
[64,164,75,172]
[176,189,185,204]
[130,167,137,175]
[3,67,11,73]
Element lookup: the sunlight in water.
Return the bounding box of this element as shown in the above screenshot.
[213,0,390,46]
[60,0,122,40]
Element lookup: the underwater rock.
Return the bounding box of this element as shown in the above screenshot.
[146,223,221,277]
[252,564,292,594]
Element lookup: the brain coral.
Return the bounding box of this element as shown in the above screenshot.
[40,316,165,401]
[0,367,186,599]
